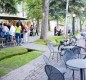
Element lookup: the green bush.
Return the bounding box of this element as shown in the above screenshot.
[0,47,28,60]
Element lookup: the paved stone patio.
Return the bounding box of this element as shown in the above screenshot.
[0,32,86,80]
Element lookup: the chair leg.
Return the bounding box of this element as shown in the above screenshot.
[72,70,74,80]
[57,53,58,62]
[52,52,54,60]
[49,52,52,59]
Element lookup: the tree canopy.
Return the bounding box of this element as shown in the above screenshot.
[26,0,42,20]
[0,0,18,14]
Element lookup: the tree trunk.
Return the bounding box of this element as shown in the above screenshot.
[48,20,51,31]
[36,19,40,32]
[40,0,49,40]
[57,19,59,28]
[80,20,82,32]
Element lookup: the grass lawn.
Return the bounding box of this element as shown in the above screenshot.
[35,36,65,46]
[0,47,42,77]
[0,46,28,60]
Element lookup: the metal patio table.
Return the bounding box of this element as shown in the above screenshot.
[63,46,75,49]
[66,59,86,80]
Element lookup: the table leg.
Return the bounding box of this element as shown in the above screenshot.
[80,69,83,80]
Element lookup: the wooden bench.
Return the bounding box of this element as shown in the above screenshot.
[6,41,16,46]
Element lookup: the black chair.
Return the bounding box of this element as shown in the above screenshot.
[45,65,65,80]
[63,49,77,63]
[58,44,65,59]
[63,49,77,80]
[72,46,86,59]
[43,55,67,74]
[64,48,86,80]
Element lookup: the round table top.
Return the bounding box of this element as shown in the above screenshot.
[66,59,86,69]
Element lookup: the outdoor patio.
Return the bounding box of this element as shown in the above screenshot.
[23,37,86,80]
[0,0,86,80]
[23,56,84,80]
[0,34,86,80]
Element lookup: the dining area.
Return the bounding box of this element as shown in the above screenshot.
[6,34,86,80]
[43,37,86,80]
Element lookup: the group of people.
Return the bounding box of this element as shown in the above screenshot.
[0,21,38,46]
[29,25,39,36]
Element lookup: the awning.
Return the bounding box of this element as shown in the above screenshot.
[0,15,27,20]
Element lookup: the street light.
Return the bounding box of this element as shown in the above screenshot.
[72,14,76,35]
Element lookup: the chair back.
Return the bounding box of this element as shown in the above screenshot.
[58,44,64,51]
[72,46,81,55]
[78,46,86,53]
[69,36,77,46]
[45,65,65,80]
[63,49,76,63]
[48,42,54,52]
[43,55,51,65]
[72,46,86,58]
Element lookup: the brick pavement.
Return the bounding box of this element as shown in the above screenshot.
[0,33,85,80]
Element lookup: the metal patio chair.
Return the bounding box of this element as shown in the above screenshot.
[63,49,79,80]
[45,65,65,80]
[43,55,67,74]
[47,42,58,61]
[72,46,86,59]
[58,44,65,59]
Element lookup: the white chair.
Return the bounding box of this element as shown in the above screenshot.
[47,42,58,61]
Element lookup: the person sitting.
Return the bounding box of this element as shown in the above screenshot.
[2,23,10,42]
[0,23,3,38]
[57,29,61,36]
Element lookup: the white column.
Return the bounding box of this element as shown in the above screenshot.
[64,0,69,37]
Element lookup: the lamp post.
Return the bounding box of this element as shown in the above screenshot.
[72,14,76,35]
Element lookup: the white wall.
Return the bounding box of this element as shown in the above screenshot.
[50,20,57,31]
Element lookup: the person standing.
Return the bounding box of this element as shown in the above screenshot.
[20,22,25,43]
[9,23,15,42]
[15,22,21,45]
[30,25,33,36]
[54,26,57,36]
[23,23,29,43]
[83,33,86,48]
[35,27,39,36]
